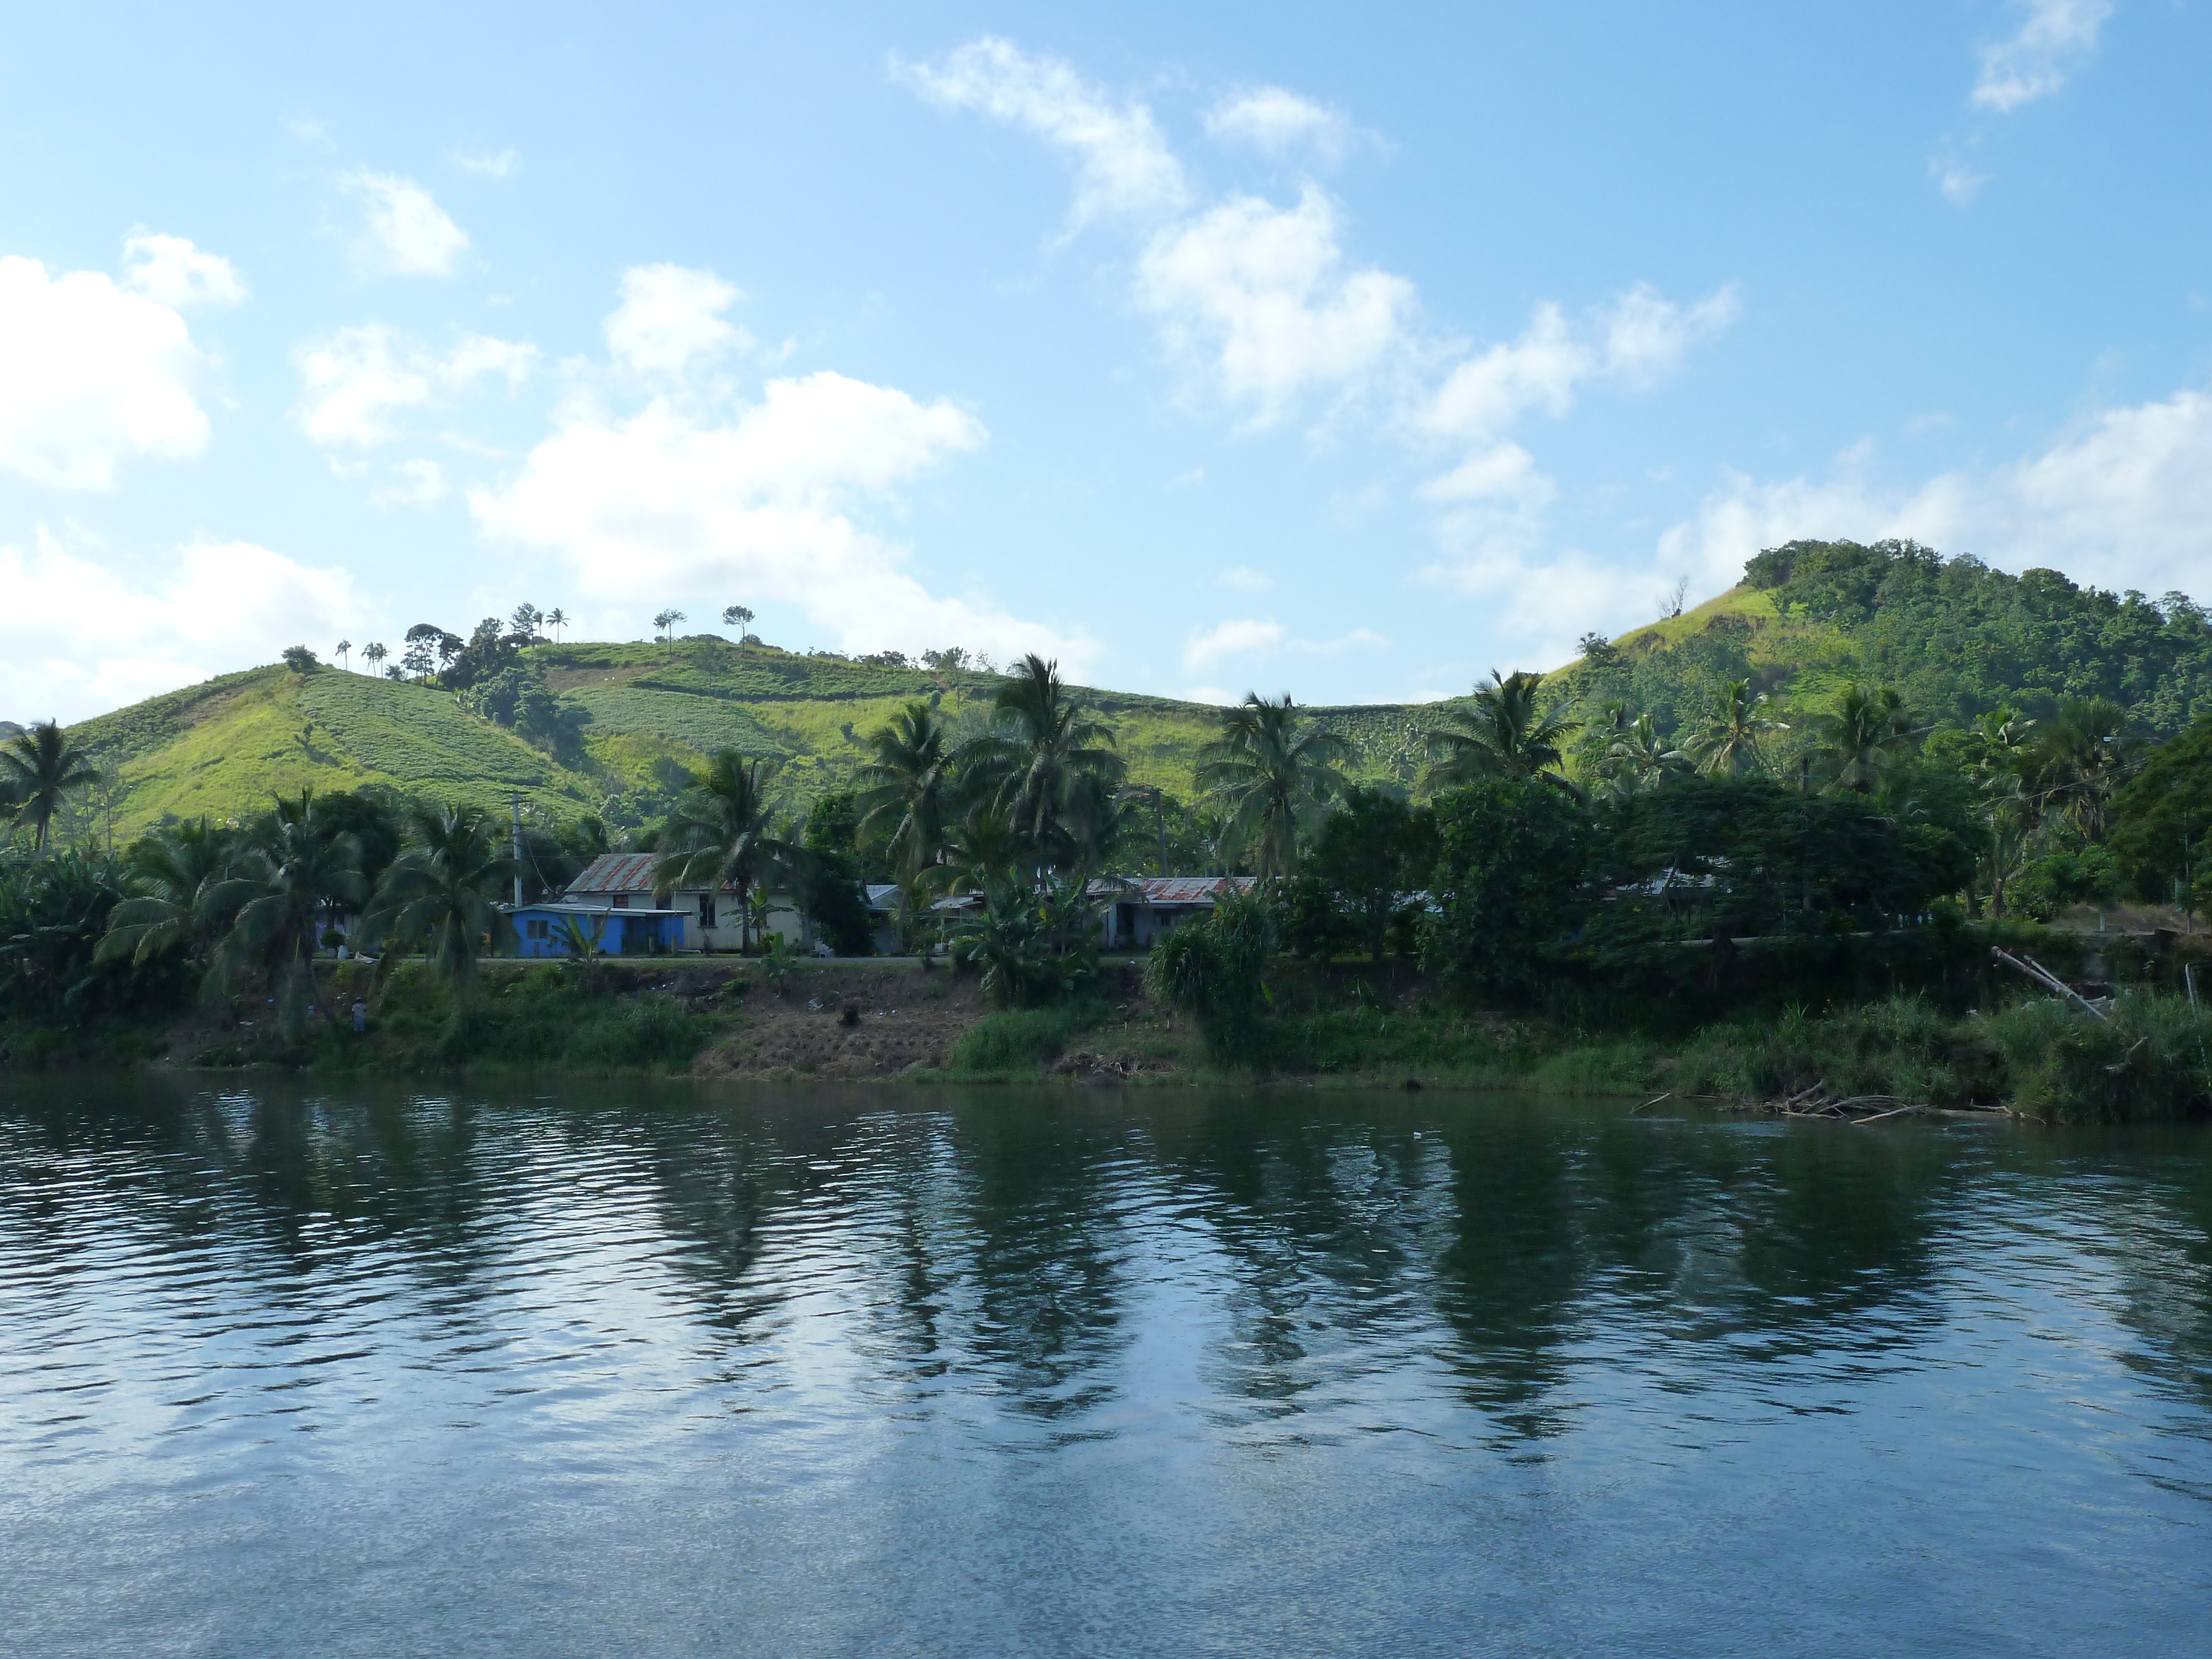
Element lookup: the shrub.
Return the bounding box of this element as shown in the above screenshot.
[950,1006,1079,1073]
[1144,889,1276,1063]
[1986,992,2212,1121]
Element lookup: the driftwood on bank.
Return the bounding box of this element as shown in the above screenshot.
[1718,1084,2010,1122]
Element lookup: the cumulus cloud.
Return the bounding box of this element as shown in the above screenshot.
[0,528,359,722]
[1971,0,2112,112]
[121,232,246,307]
[1203,86,1352,165]
[291,324,537,448]
[345,170,469,276]
[1652,384,2212,619]
[605,264,751,377]
[896,38,1189,231]
[475,280,1091,668]
[0,255,211,489]
[1216,565,1274,592]
[1135,186,1420,427]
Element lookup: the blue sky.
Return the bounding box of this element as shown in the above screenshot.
[3,1,2208,721]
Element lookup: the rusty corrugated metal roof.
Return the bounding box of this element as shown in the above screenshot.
[567,853,660,894]
[1088,877,1258,904]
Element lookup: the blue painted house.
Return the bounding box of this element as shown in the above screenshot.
[507,901,687,958]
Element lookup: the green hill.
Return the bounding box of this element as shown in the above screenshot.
[59,638,1433,842]
[44,538,2212,843]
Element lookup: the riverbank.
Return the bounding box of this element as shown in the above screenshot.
[4,953,2208,1123]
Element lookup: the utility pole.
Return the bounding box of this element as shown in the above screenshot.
[512,791,524,911]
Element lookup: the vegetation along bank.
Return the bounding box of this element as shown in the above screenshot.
[4,539,2210,1122]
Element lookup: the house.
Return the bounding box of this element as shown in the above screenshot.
[865,885,906,956]
[564,852,807,953]
[925,875,1258,951]
[508,900,687,957]
[1095,876,1259,950]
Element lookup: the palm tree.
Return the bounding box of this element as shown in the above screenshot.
[545,609,567,643]
[97,817,241,969]
[363,804,520,1004]
[336,639,352,672]
[855,701,957,932]
[1604,712,1691,795]
[0,720,101,854]
[1689,680,1785,775]
[1813,683,1919,795]
[653,608,686,653]
[1194,694,1349,879]
[364,641,388,675]
[652,750,791,953]
[962,654,1124,859]
[1419,670,1580,794]
[2030,696,2134,840]
[203,809,366,1039]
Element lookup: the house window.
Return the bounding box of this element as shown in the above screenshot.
[612,895,630,909]
[527,919,550,941]
[698,895,717,930]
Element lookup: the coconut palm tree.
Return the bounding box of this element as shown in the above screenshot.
[202,809,366,1039]
[962,654,1124,858]
[1813,683,1919,795]
[545,609,567,643]
[96,817,241,970]
[1194,694,1349,879]
[2030,696,2134,840]
[1689,680,1785,775]
[854,701,957,935]
[364,641,388,675]
[1604,712,1692,795]
[652,750,791,953]
[336,639,352,672]
[0,720,101,854]
[363,804,520,1004]
[1419,670,1580,795]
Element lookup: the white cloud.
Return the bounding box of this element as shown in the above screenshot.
[0,255,210,489]
[121,232,246,307]
[1216,565,1274,591]
[605,264,752,377]
[1204,87,1352,166]
[452,147,520,179]
[1971,0,2112,112]
[344,170,469,276]
[1418,442,1557,509]
[1135,186,1420,427]
[1655,384,2212,612]
[0,528,358,722]
[1184,617,1286,671]
[896,38,1190,231]
[1600,283,1739,383]
[473,366,1092,670]
[1181,616,1389,672]
[1932,156,1988,205]
[371,458,448,508]
[291,324,538,448]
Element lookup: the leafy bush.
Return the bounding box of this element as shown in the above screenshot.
[1985,992,2212,1121]
[1421,779,1589,1001]
[950,1006,1081,1073]
[1669,995,1997,1105]
[1144,889,1276,1062]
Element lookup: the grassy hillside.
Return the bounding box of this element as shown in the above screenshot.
[56,638,1438,841]
[45,537,2210,841]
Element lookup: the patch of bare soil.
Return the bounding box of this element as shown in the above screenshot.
[689,963,992,1079]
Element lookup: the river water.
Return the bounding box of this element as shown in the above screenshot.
[2,1078,2209,1657]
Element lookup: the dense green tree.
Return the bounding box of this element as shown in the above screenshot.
[2109,716,2212,918]
[0,720,100,854]
[96,817,241,971]
[1144,887,1276,1060]
[2028,695,2136,841]
[1305,789,1438,962]
[1688,679,1785,775]
[798,790,875,956]
[1420,670,1580,795]
[855,700,957,909]
[1813,683,1919,795]
[1422,779,1591,1000]
[1194,693,1348,878]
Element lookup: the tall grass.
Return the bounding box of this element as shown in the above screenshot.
[1985,992,2212,1121]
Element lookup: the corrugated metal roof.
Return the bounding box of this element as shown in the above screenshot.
[568,852,660,895]
[1090,876,1258,904]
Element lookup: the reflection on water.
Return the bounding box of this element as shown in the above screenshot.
[2,1077,2210,1657]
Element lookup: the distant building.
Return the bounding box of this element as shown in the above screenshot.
[1096,876,1258,949]
[564,852,806,953]
[509,899,687,958]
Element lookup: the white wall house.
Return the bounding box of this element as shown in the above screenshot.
[565,853,806,953]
